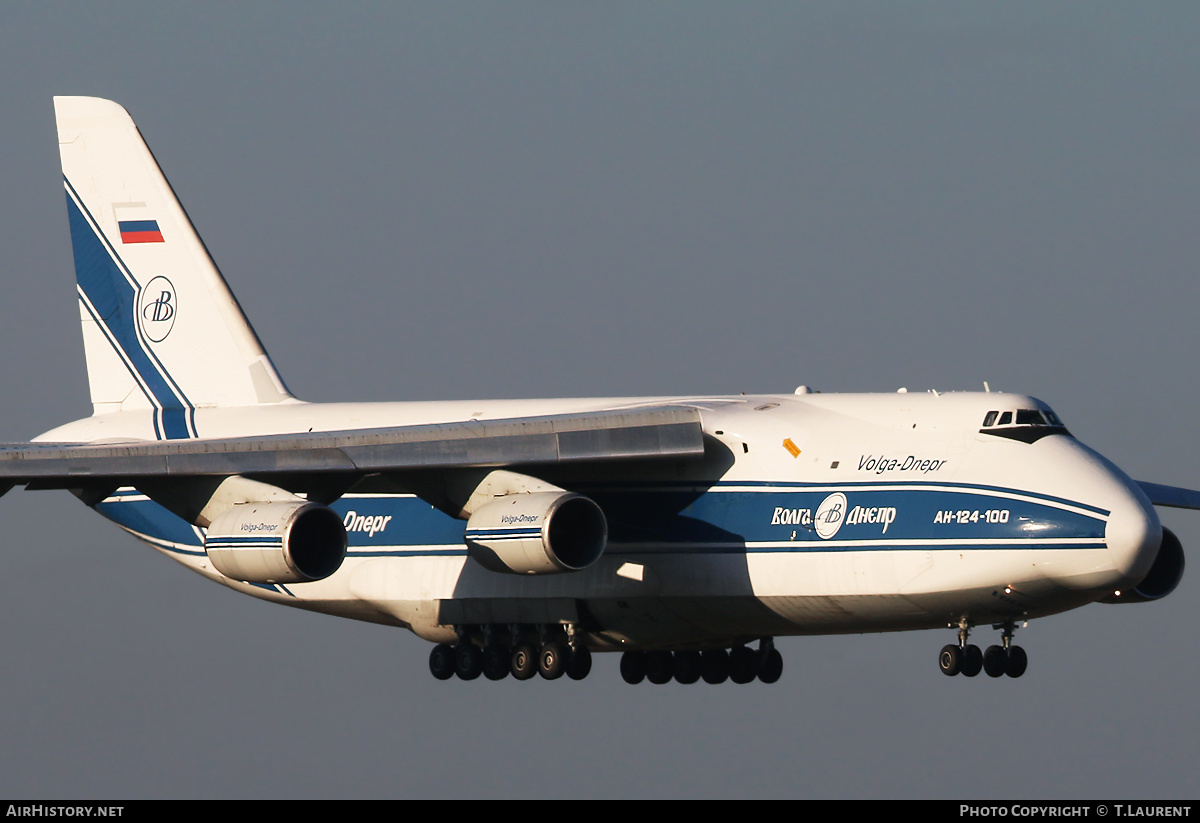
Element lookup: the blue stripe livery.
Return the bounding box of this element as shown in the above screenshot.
[64,182,195,439]
[97,484,1109,559]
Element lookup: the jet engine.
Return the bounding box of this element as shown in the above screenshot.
[1102,526,1185,604]
[465,491,607,575]
[205,501,347,584]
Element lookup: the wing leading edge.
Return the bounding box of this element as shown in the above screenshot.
[0,406,705,490]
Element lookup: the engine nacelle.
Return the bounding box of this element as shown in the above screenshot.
[1102,526,1185,604]
[205,501,347,584]
[465,491,607,575]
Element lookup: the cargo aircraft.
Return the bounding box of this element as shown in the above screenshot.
[0,97,1191,685]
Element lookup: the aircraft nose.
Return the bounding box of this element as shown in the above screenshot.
[1105,483,1162,585]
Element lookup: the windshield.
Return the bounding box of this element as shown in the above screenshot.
[979,405,1070,443]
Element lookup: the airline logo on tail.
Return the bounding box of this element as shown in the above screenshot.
[138,276,177,342]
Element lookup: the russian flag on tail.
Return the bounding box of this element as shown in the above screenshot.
[118,219,164,243]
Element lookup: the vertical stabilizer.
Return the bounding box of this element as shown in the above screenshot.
[55,96,294,440]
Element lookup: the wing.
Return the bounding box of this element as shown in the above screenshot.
[0,406,705,492]
[1137,481,1200,511]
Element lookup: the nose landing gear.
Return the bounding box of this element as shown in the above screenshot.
[938,617,983,677]
[940,617,1026,679]
[983,619,1027,678]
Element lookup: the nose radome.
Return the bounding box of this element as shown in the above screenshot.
[1105,484,1162,585]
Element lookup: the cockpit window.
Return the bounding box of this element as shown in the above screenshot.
[980,405,1070,443]
[1015,409,1046,426]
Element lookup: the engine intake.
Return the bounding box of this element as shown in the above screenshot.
[465,491,607,575]
[205,501,347,584]
[1102,526,1185,604]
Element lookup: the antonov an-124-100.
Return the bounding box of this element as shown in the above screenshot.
[0,97,1191,685]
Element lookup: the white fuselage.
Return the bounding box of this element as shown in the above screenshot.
[41,390,1161,651]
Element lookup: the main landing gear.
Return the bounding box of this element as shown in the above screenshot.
[427,629,785,685]
[939,618,1027,679]
[620,638,783,685]
[428,623,593,682]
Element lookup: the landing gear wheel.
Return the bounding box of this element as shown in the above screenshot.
[620,651,646,685]
[566,646,592,680]
[960,644,983,677]
[983,645,1007,678]
[538,640,568,680]
[1006,645,1028,678]
[482,643,510,681]
[758,648,783,684]
[673,650,702,684]
[730,646,757,684]
[939,644,962,676]
[645,651,674,685]
[511,644,538,681]
[455,643,482,680]
[429,643,456,681]
[701,649,730,684]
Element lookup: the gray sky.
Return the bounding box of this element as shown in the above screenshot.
[0,2,1197,799]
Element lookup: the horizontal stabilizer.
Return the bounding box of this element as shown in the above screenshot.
[0,407,704,486]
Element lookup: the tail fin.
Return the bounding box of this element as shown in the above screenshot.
[55,97,294,440]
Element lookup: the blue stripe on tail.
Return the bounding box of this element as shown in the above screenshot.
[64,181,195,439]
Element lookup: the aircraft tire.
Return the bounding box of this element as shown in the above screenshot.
[700,649,730,684]
[620,651,646,684]
[538,641,568,680]
[1006,645,1028,678]
[456,643,482,680]
[730,646,757,684]
[938,644,962,676]
[645,651,674,685]
[673,650,702,684]
[511,644,538,680]
[566,646,592,680]
[483,643,510,681]
[758,648,783,684]
[429,643,456,680]
[960,644,983,677]
[983,645,1007,677]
